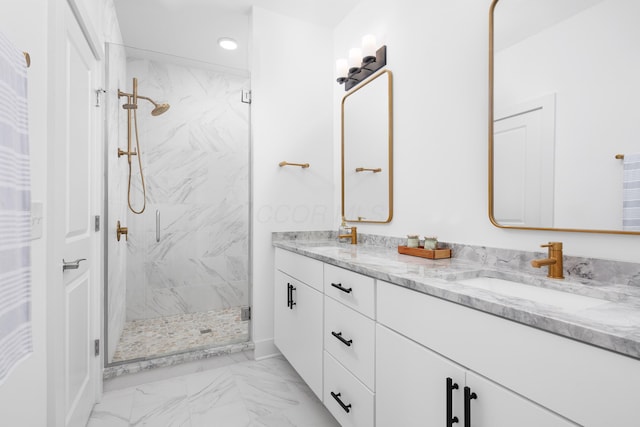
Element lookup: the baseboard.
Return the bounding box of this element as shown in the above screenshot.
[253,338,280,360]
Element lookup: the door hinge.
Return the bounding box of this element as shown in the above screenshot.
[94,339,100,357]
[241,89,251,104]
[241,306,251,321]
[94,215,101,232]
[95,89,106,107]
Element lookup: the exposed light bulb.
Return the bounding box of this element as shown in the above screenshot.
[362,34,377,62]
[336,59,349,78]
[348,48,362,73]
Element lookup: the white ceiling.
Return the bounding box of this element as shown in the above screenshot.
[113,0,360,71]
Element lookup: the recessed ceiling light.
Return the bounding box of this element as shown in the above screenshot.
[218,37,238,51]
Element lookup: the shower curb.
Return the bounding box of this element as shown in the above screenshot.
[103,341,255,380]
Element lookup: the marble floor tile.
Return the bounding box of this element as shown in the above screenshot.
[87,387,136,427]
[131,377,189,408]
[129,399,192,427]
[88,356,339,427]
[185,367,240,411]
[190,401,253,427]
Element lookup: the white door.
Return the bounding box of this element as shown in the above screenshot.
[493,94,555,227]
[50,3,100,426]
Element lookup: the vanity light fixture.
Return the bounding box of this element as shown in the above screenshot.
[336,34,387,91]
[218,37,238,50]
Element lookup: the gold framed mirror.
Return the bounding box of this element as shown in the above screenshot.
[489,0,640,235]
[342,70,393,223]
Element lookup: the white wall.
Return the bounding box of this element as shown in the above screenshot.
[333,0,640,263]
[251,7,335,358]
[0,1,49,425]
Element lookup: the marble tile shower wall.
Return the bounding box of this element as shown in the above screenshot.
[122,57,250,321]
[106,43,129,363]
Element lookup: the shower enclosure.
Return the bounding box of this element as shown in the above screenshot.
[104,43,251,365]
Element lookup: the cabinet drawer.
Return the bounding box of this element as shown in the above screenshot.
[324,351,374,427]
[275,248,323,292]
[324,296,375,390]
[324,264,375,318]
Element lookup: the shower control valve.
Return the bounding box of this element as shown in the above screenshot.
[116,220,129,242]
[117,148,137,158]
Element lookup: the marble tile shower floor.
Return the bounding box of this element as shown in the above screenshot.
[112,308,249,363]
[89,356,339,427]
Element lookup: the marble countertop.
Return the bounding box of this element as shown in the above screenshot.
[273,238,640,361]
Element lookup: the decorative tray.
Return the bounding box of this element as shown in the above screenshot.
[397,245,452,259]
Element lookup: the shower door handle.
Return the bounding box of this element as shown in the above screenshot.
[156,210,160,242]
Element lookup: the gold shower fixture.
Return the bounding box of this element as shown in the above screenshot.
[118,77,171,116]
[118,77,170,214]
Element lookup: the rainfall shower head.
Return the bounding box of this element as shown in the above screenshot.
[137,95,170,116]
[151,102,170,116]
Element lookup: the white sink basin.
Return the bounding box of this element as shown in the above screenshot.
[457,277,608,311]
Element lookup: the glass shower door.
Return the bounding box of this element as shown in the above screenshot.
[105,43,250,364]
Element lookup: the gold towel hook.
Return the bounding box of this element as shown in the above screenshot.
[23,51,30,68]
[279,161,310,168]
[615,154,624,160]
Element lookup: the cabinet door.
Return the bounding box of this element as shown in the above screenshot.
[376,324,466,427]
[274,271,323,399]
[465,372,578,427]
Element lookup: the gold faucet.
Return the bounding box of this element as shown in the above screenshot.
[339,226,358,245]
[531,241,564,279]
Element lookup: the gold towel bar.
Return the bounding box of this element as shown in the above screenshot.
[355,167,382,173]
[23,51,30,68]
[615,154,624,160]
[279,161,309,168]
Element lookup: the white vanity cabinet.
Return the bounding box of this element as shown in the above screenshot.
[274,247,640,427]
[274,250,324,399]
[377,280,640,427]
